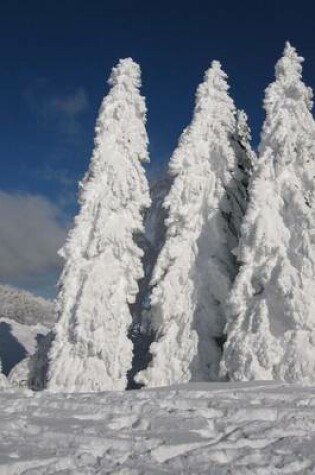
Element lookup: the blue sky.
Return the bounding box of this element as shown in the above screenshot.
[0,0,315,298]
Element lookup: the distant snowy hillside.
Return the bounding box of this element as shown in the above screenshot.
[0,285,55,328]
[0,285,55,376]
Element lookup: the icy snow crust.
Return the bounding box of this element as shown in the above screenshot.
[2,382,315,473]
[222,44,315,383]
[137,62,253,387]
[48,59,151,392]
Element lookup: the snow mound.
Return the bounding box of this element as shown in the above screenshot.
[8,357,30,387]
[0,373,10,388]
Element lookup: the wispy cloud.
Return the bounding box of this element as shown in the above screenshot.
[25,80,89,140]
[48,87,89,137]
[32,164,80,212]
[50,88,88,117]
[39,164,78,187]
[0,191,67,281]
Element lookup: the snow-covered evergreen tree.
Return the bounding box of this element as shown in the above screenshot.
[136,61,253,388]
[48,58,151,392]
[221,43,315,384]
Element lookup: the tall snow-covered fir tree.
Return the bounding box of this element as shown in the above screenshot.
[48,58,151,392]
[136,61,254,388]
[221,43,315,384]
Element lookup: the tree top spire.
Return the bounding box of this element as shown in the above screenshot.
[275,42,304,83]
[204,60,225,81]
[196,59,229,100]
[108,58,141,88]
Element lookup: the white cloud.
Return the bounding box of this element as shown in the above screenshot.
[0,191,67,280]
[50,88,88,117]
[39,164,77,187]
[25,82,89,139]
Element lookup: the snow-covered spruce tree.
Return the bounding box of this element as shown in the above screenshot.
[136,61,254,388]
[48,58,151,392]
[221,43,315,384]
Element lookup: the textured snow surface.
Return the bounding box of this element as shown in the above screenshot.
[1,382,315,474]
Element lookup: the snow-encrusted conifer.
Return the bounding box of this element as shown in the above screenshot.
[48,58,151,392]
[221,43,315,384]
[136,61,253,388]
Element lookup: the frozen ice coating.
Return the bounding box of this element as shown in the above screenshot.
[221,44,315,384]
[136,61,254,388]
[47,58,151,392]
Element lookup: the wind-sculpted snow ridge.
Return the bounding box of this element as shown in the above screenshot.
[222,43,315,384]
[136,62,254,388]
[2,382,315,473]
[48,58,151,392]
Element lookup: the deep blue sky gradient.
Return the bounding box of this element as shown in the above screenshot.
[1,0,315,296]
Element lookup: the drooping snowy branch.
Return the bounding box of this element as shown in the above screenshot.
[48,58,151,392]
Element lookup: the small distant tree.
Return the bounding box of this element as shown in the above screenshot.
[48,58,151,392]
[221,43,315,383]
[136,62,253,388]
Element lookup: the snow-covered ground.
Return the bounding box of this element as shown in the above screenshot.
[1,382,315,474]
